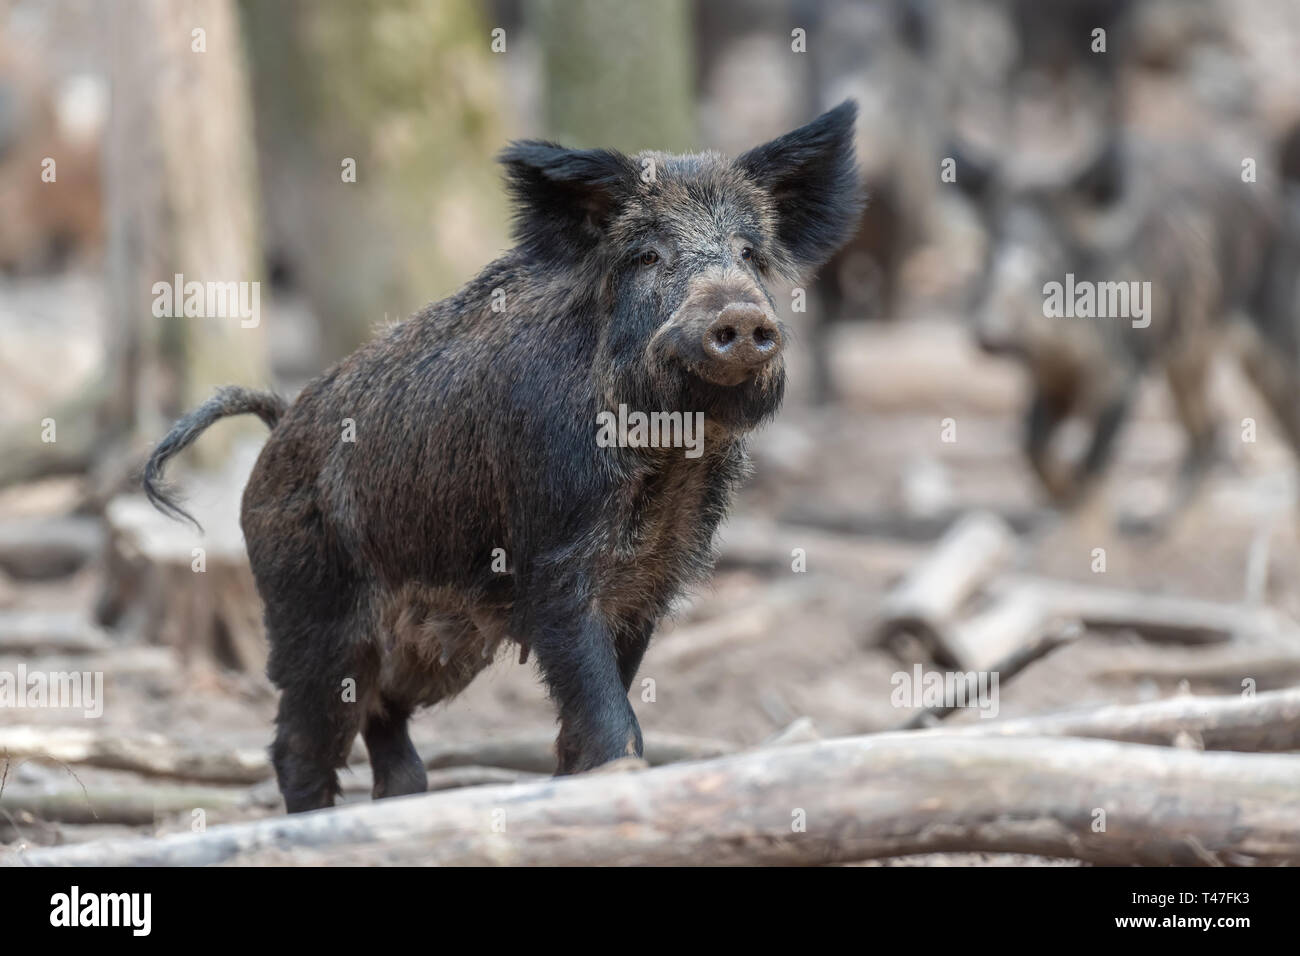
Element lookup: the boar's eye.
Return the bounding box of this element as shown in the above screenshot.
[740,246,755,261]
[638,250,660,267]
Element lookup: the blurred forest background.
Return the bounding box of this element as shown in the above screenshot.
[4,0,1300,863]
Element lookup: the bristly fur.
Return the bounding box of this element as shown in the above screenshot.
[144,103,862,812]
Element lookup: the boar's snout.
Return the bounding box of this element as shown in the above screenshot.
[656,271,786,388]
[703,303,782,370]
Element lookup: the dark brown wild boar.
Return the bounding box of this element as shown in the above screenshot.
[143,104,861,812]
[959,136,1299,529]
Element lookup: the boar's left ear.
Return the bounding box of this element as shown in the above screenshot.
[499,141,639,259]
[736,100,863,274]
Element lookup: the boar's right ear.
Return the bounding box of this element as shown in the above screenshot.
[735,100,863,275]
[499,141,638,258]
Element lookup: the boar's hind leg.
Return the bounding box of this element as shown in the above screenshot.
[1077,390,1134,488]
[532,606,643,775]
[270,683,361,813]
[1160,346,1219,522]
[266,606,376,813]
[361,701,427,800]
[1024,389,1073,503]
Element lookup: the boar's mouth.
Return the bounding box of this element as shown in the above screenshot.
[691,361,758,388]
[676,362,786,434]
[642,313,785,431]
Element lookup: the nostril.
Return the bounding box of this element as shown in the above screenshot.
[705,305,781,368]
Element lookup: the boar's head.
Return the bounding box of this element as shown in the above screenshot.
[499,101,862,435]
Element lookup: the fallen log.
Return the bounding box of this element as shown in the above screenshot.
[759,717,821,748]
[9,735,1300,866]
[0,646,178,680]
[336,765,547,797]
[714,516,923,579]
[0,516,103,580]
[1092,651,1300,690]
[646,580,828,671]
[424,766,545,792]
[0,726,270,785]
[1009,576,1289,645]
[912,687,1300,752]
[416,730,737,774]
[0,726,736,785]
[776,503,1046,541]
[241,764,550,810]
[937,585,1068,673]
[893,618,1082,729]
[872,510,1018,660]
[0,611,112,654]
[0,783,247,825]
[644,605,774,672]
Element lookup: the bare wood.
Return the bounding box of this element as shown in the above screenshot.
[335,765,547,797]
[715,516,924,578]
[1092,651,1300,688]
[9,735,1300,866]
[918,687,1300,752]
[0,611,111,654]
[893,618,1083,730]
[0,725,735,785]
[1011,575,1289,645]
[100,493,267,674]
[0,517,103,580]
[873,510,1018,658]
[776,503,1045,541]
[648,581,822,671]
[0,646,179,680]
[425,766,546,792]
[650,604,781,671]
[0,726,270,785]
[416,730,737,774]
[0,783,247,826]
[939,584,1053,672]
[759,717,821,748]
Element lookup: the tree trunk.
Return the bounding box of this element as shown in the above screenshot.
[105,0,268,449]
[529,0,695,152]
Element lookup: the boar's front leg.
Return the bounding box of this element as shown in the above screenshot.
[531,602,643,775]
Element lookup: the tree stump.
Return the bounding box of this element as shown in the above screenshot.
[97,443,265,674]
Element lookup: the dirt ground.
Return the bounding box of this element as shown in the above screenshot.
[4,305,1298,865]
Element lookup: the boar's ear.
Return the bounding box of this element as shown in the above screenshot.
[499,141,638,258]
[735,100,863,274]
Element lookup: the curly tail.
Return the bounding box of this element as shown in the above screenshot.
[143,385,287,529]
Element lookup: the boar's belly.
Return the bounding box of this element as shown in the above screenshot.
[374,582,513,709]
